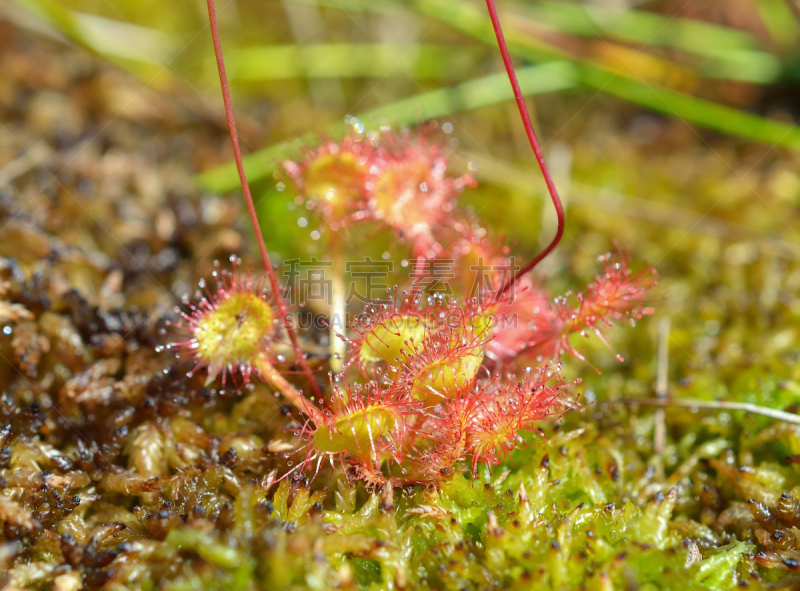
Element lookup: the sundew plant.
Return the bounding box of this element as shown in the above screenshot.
[3,0,800,590]
[175,0,656,489]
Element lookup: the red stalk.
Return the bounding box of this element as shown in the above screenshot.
[484,0,565,300]
[205,0,322,400]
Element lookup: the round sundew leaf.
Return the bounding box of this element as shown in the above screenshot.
[371,159,437,228]
[313,407,398,461]
[193,292,275,368]
[360,314,427,367]
[468,310,496,338]
[303,152,367,219]
[410,346,485,407]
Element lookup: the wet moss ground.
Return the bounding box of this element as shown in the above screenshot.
[4,17,800,591]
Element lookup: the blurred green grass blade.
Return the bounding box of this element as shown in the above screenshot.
[414,0,800,149]
[289,0,408,17]
[10,0,174,70]
[228,44,482,81]
[289,0,780,84]
[518,1,760,51]
[360,60,576,125]
[755,0,800,48]
[196,61,577,194]
[581,68,800,147]
[693,49,780,84]
[512,0,781,84]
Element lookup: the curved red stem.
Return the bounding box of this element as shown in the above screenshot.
[484,0,565,300]
[205,0,323,401]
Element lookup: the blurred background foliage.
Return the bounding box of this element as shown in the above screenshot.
[5,0,800,436]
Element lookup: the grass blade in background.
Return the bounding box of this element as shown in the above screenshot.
[13,0,798,196]
[287,0,781,84]
[755,0,800,49]
[509,0,782,84]
[196,61,577,193]
[227,44,482,81]
[9,0,174,75]
[412,0,800,149]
